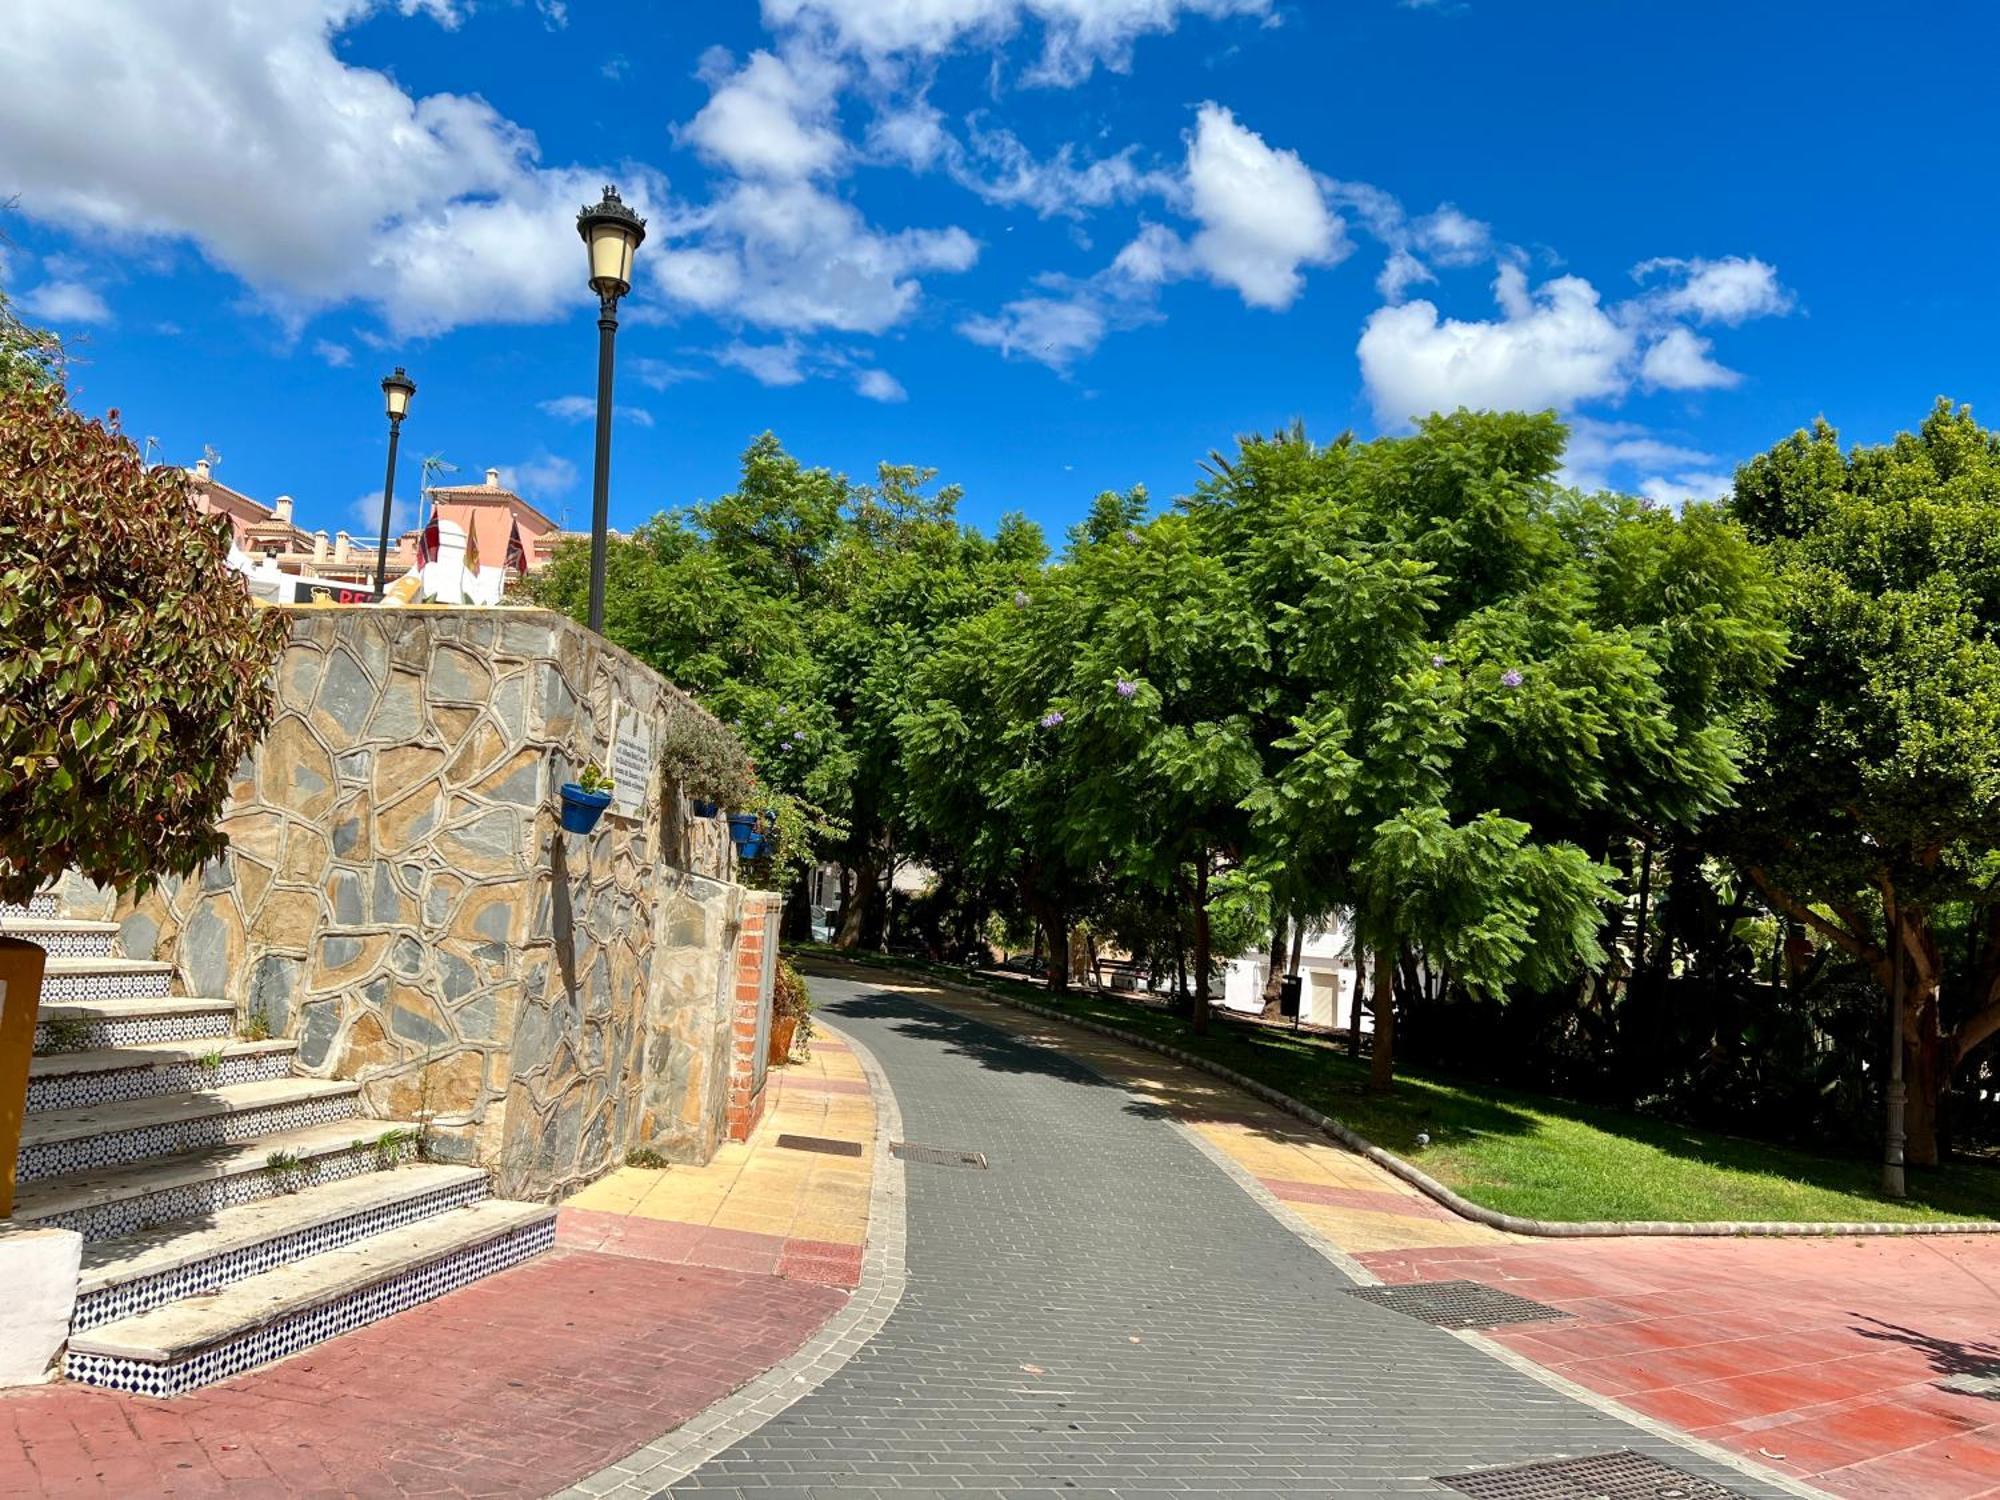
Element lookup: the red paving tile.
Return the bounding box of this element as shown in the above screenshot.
[1359,1228,2000,1498]
[0,1247,846,1499]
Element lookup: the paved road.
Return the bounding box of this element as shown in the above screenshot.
[665,977,1796,1498]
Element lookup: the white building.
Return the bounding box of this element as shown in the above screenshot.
[1219,915,1373,1034]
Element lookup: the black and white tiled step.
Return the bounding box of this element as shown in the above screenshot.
[65,1201,557,1397]
[32,997,234,1053]
[36,957,173,1003]
[15,1077,359,1184]
[27,1039,298,1113]
[0,916,122,959]
[7,1120,425,1243]
[73,1162,491,1330]
[0,892,61,920]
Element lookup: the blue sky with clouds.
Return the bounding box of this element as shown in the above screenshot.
[4,1,1995,541]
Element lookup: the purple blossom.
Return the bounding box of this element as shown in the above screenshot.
[1124,528,1142,544]
[1040,711,1065,728]
[1014,590,1031,608]
[792,730,806,742]
[1431,654,1446,668]
[1116,679,1137,699]
[1501,669,1524,688]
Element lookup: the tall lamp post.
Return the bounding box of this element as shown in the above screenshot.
[576,185,646,634]
[373,367,416,594]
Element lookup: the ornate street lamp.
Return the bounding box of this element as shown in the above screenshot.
[576,184,646,633]
[372,367,416,594]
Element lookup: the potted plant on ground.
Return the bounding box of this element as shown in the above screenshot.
[768,958,813,1065]
[0,378,287,1217]
[558,762,615,834]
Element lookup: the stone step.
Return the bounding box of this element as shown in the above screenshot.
[0,892,61,920]
[66,1200,557,1397]
[16,1078,359,1185]
[7,1120,425,1243]
[27,1040,298,1113]
[0,916,122,959]
[33,997,235,1053]
[37,956,174,1003]
[74,1162,490,1330]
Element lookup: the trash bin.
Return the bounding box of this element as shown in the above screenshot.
[1278,973,1302,1019]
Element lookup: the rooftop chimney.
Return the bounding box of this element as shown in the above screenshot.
[313,530,329,562]
[193,458,210,481]
[485,467,502,489]
[274,495,294,524]
[333,530,351,563]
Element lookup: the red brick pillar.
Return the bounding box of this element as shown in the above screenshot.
[726,892,780,1141]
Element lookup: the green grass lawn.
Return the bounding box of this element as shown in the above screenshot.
[799,946,2000,1226]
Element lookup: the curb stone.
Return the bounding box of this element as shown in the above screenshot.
[807,956,2000,1241]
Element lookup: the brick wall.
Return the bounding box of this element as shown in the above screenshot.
[726,891,781,1141]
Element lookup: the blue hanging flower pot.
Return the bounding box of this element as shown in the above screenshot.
[559,782,612,834]
[727,811,769,860]
[692,799,721,819]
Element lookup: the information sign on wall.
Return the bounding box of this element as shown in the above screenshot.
[608,705,653,819]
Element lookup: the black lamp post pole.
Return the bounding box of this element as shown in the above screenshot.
[373,414,405,596]
[587,289,619,633]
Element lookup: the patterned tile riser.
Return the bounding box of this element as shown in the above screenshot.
[0,894,61,919]
[28,1052,293,1113]
[38,970,172,1002]
[1,929,118,958]
[72,1177,491,1330]
[15,1095,357,1184]
[32,1012,231,1053]
[65,1218,556,1397]
[31,1139,414,1243]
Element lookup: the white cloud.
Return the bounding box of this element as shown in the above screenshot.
[314,339,353,368]
[534,0,568,28]
[682,46,847,180]
[631,357,707,389]
[1414,203,1490,266]
[762,0,1273,86]
[1180,103,1343,309]
[855,367,908,402]
[650,180,977,334]
[1634,255,1793,325]
[716,338,812,386]
[0,0,645,335]
[538,394,654,426]
[351,488,419,536]
[16,281,111,324]
[1639,470,1734,506]
[1376,248,1434,301]
[962,293,1111,369]
[1639,326,1739,391]
[497,453,581,501]
[1562,417,1714,492]
[929,117,1168,218]
[1358,263,1634,422]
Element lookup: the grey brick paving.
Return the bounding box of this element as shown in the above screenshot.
[661,979,1806,1498]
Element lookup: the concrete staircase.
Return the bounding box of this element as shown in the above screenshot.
[3,892,555,1397]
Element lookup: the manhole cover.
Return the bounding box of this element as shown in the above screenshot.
[1344,1279,1567,1329]
[775,1134,864,1157]
[890,1141,988,1168]
[1439,1450,1749,1500]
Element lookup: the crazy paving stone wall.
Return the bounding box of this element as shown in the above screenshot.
[117,606,766,1200]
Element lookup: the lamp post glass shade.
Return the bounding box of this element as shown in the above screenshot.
[577,185,647,297]
[380,367,416,421]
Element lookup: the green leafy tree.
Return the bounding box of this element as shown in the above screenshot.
[0,278,63,394]
[0,386,288,902]
[1725,400,2000,1165]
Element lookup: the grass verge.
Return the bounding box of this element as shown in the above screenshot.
[798,946,2000,1227]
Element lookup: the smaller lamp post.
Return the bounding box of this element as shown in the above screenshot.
[373,367,416,594]
[576,185,646,633]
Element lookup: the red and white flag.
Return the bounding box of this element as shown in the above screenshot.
[414,499,441,568]
[505,517,528,574]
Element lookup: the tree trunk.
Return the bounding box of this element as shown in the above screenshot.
[1906,994,1946,1167]
[781,870,814,945]
[1260,912,1290,1018]
[1632,833,1653,986]
[1367,941,1397,1092]
[834,849,876,949]
[1348,946,1365,1060]
[1192,856,1213,1037]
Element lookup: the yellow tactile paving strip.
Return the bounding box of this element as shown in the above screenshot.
[814,966,1502,1256]
[561,1021,875,1277]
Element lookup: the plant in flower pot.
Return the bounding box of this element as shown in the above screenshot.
[558,762,614,834]
[768,958,813,1065]
[657,695,754,822]
[0,380,288,1216]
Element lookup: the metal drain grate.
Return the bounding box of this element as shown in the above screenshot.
[1438,1449,1749,1499]
[1344,1279,1567,1329]
[775,1134,864,1157]
[890,1141,988,1168]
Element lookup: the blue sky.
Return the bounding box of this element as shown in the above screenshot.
[4,1,1995,542]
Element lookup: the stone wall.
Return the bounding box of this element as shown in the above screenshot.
[119,606,771,1199]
